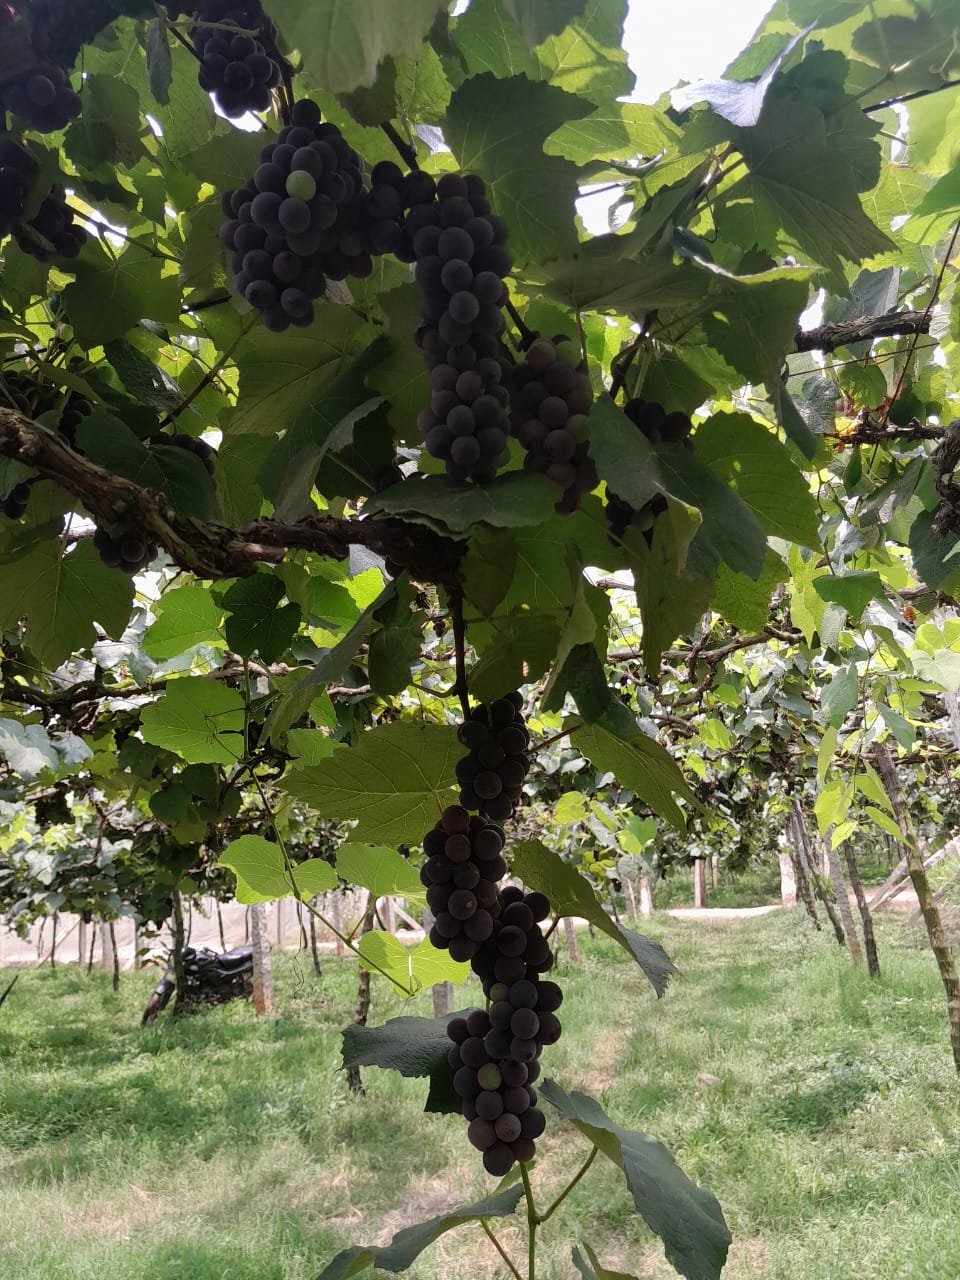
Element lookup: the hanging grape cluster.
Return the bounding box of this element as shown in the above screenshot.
[456,693,530,821]
[0,64,81,134]
[187,0,286,118]
[219,99,378,331]
[0,141,86,260]
[420,803,562,1176]
[606,399,694,542]
[509,337,596,513]
[1,483,31,520]
[149,431,218,478]
[410,173,514,483]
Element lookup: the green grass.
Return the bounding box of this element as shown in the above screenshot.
[2,914,960,1280]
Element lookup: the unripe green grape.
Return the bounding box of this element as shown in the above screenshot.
[285,169,317,202]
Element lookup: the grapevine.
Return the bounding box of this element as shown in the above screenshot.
[509,336,596,512]
[606,399,694,541]
[410,173,514,483]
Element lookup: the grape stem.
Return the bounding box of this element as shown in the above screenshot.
[381,121,419,170]
[520,1162,538,1280]
[449,586,472,721]
[505,298,535,348]
[536,721,584,752]
[479,1219,523,1280]
[537,1145,599,1222]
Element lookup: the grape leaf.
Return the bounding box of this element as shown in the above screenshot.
[575,700,694,830]
[282,722,461,844]
[0,720,60,780]
[341,1009,482,1114]
[0,540,134,669]
[812,571,884,620]
[226,305,368,438]
[712,551,787,632]
[365,472,558,535]
[316,1188,524,1280]
[335,844,426,903]
[541,1082,732,1280]
[511,839,676,996]
[63,242,181,348]
[502,0,588,47]
[140,678,245,766]
[694,412,820,547]
[220,835,338,904]
[143,585,226,661]
[445,73,593,264]
[263,0,449,93]
[357,931,470,996]
[221,574,302,664]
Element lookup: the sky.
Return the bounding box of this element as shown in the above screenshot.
[623,0,775,101]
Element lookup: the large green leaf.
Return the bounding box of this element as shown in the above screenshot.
[541,1082,732,1280]
[219,834,338,904]
[143,585,226,660]
[625,510,714,677]
[341,1009,480,1114]
[575,701,694,830]
[221,575,302,664]
[357,932,470,996]
[226,307,368,437]
[335,844,426,903]
[502,0,588,47]
[316,1187,524,1280]
[263,0,448,93]
[365,472,558,535]
[590,397,766,578]
[694,412,820,547]
[511,840,676,996]
[0,540,133,669]
[812,571,884,621]
[445,73,593,264]
[282,722,461,844]
[63,241,181,348]
[140,678,246,766]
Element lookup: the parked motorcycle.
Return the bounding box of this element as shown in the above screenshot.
[141,944,254,1024]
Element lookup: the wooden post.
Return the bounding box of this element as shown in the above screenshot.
[250,901,275,1016]
[432,982,453,1018]
[132,923,141,971]
[331,893,345,955]
[794,803,845,945]
[825,838,862,966]
[778,847,797,907]
[693,859,707,909]
[308,899,322,976]
[275,898,284,948]
[639,876,652,917]
[623,877,638,922]
[562,915,580,963]
[109,920,120,990]
[382,896,396,935]
[346,894,375,1093]
[843,845,880,978]
[100,921,115,972]
[217,901,227,952]
[875,742,960,1072]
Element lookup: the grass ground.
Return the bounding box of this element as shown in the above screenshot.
[2,912,959,1280]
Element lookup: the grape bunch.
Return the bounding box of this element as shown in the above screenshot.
[190,0,285,118]
[0,141,34,236]
[509,337,596,513]
[93,525,157,575]
[421,808,508,964]
[0,369,92,445]
[0,64,81,133]
[606,399,693,542]
[15,184,86,261]
[220,99,375,331]
[456,692,530,821]
[422,805,562,1175]
[149,431,218,477]
[1,483,31,520]
[409,173,514,483]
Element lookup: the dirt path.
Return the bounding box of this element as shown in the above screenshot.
[665,905,783,921]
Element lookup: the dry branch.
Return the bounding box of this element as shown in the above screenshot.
[0,409,462,586]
